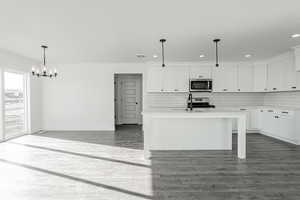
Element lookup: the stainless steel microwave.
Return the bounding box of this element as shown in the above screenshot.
[189,79,213,92]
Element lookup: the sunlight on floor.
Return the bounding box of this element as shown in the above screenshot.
[0,132,153,200]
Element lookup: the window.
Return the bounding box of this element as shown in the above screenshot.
[4,71,28,139]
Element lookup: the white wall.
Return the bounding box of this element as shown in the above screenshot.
[42,63,146,131]
[0,49,42,134]
[41,59,300,132]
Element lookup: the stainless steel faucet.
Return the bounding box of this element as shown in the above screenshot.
[187,93,193,111]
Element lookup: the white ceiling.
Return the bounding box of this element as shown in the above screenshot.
[0,0,300,64]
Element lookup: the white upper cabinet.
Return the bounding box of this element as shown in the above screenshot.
[147,67,164,92]
[147,50,300,93]
[146,67,188,93]
[294,46,300,72]
[267,52,299,92]
[237,64,254,92]
[267,59,284,92]
[189,65,212,79]
[212,64,238,92]
[282,52,298,91]
[164,67,189,92]
[253,63,268,92]
[175,67,189,92]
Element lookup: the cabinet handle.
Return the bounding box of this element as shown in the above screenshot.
[268,110,273,112]
[282,111,289,114]
[174,89,178,91]
[223,89,228,91]
[274,116,279,119]
[238,89,241,91]
[273,88,277,90]
[161,89,164,92]
[198,75,203,78]
[291,87,297,89]
[264,88,268,91]
[240,108,247,111]
[260,110,264,112]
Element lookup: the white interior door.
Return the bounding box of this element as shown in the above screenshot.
[115,74,142,125]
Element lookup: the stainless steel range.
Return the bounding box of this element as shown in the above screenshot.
[187,93,215,110]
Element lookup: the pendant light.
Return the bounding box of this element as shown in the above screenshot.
[213,39,221,67]
[160,39,166,67]
[31,45,58,78]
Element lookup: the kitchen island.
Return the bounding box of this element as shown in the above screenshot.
[142,109,247,159]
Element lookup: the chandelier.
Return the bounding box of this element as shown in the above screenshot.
[31,45,58,78]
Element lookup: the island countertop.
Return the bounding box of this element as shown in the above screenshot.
[142,108,247,118]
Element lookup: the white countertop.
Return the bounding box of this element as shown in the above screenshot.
[145,105,300,112]
[142,108,247,118]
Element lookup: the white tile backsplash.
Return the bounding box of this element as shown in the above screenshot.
[145,91,300,109]
[263,91,300,108]
[145,92,265,109]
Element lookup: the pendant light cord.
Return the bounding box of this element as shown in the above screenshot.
[41,45,48,66]
[43,47,46,66]
[160,39,166,67]
[213,39,220,67]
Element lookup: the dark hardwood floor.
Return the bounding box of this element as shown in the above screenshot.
[0,125,299,200]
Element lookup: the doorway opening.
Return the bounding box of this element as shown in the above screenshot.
[3,71,28,140]
[114,74,143,126]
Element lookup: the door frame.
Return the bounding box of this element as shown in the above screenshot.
[114,73,143,125]
[1,69,29,140]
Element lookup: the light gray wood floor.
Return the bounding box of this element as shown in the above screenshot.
[0,125,299,200]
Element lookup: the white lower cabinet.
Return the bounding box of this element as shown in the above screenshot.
[259,108,299,144]
[232,108,258,131]
[249,109,260,129]
[278,111,297,143]
[232,108,299,145]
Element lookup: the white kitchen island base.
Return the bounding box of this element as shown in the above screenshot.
[143,109,247,159]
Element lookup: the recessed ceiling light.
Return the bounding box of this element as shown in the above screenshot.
[153,54,158,58]
[245,54,252,58]
[136,54,146,58]
[199,54,205,58]
[291,34,300,38]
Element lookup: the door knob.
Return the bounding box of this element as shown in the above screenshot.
[136,102,138,105]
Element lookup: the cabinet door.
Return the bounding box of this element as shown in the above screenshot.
[189,65,212,79]
[261,110,276,133]
[212,67,225,92]
[253,64,268,92]
[212,64,237,92]
[237,64,254,92]
[277,52,297,91]
[163,67,189,92]
[163,68,177,92]
[226,65,238,92]
[147,67,164,92]
[267,62,283,92]
[249,109,260,129]
[279,114,296,141]
[295,47,300,72]
[175,67,189,92]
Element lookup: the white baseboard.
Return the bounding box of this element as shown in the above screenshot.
[260,131,299,145]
